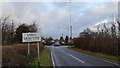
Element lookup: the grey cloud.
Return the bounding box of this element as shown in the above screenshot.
[1,2,118,38]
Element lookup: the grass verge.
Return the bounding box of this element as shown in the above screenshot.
[29,47,53,66]
[67,47,120,64]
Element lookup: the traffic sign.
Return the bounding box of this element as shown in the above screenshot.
[22,33,41,42]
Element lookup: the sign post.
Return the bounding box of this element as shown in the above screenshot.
[22,33,41,57]
[37,42,40,58]
[37,42,40,66]
[28,42,30,55]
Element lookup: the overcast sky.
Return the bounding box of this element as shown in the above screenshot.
[1,2,118,39]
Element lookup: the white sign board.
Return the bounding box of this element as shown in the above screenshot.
[22,33,41,42]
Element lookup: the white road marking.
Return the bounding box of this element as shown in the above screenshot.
[49,46,120,66]
[99,59,120,66]
[51,52,56,68]
[84,53,120,66]
[69,54,85,63]
[58,48,85,64]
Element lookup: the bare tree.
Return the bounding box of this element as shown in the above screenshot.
[73,16,119,57]
[1,16,15,45]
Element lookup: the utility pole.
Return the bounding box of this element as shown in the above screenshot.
[69,0,71,38]
[69,0,72,47]
[70,26,72,39]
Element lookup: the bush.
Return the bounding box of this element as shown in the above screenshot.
[73,28,119,56]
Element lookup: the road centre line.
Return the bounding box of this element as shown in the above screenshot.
[69,54,85,63]
[57,48,85,64]
[51,47,119,66]
[55,47,85,64]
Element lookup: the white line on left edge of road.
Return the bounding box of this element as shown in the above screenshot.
[69,54,85,63]
[51,52,56,68]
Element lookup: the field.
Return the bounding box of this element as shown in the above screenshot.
[2,43,44,67]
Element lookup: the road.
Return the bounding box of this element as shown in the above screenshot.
[47,46,119,68]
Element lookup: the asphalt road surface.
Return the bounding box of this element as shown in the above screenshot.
[47,46,119,68]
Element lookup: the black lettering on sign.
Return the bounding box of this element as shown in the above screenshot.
[27,34,37,36]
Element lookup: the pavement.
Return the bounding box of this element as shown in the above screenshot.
[46,45,120,68]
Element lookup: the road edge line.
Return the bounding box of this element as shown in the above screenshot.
[67,47,120,66]
[51,52,56,68]
[83,53,120,66]
[96,58,120,66]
